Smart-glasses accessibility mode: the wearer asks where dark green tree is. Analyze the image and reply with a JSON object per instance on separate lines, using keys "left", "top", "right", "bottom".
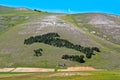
{"left": 34, "top": 48, "right": 43, "bottom": 56}
{"left": 24, "top": 32, "right": 100, "bottom": 59}
{"left": 79, "top": 55, "right": 85, "bottom": 63}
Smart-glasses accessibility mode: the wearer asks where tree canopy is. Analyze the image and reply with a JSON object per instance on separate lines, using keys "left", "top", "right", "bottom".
{"left": 24, "top": 32, "right": 100, "bottom": 62}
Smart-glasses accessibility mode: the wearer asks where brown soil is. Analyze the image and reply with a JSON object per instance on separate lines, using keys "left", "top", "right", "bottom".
{"left": 0, "top": 66, "right": 101, "bottom": 72}
{"left": 59, "top": 66, "right": 99, "bottom": 71}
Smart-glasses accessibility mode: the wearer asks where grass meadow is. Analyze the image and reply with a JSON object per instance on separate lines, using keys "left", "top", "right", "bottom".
{"left": 0, "top": 71, "right": 120, "bottom": 80}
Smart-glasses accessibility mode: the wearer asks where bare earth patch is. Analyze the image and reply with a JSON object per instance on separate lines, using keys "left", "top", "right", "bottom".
{"left": 59, "top": 66, "right": 100, "bottom": 71}
{"left": 0, "top": 66, "right": 101, "bottom": 72}
{"left": 11, "top": 68, "right": 54, "bottom": 72}
{"left": 0, "top": 68, "right": 14, "bottom": 72}
{"left": 19, "top": 15, "right": 98, "bottom": 46}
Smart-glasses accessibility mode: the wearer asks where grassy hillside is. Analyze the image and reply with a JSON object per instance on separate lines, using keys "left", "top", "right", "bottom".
{"left": 72, "top": 13, "right": 120, "bottom": 44}
{"left": 0, "top": 5, "right": 17, "bottom": 14}
{"left": 60, "top": 14, "right": 120, "bottom": 70}
{"left": 0, "top": 6, "right": 120, "bottom": 70}
{"left": 0, "top": 5, "right": 48, "bottom": 34}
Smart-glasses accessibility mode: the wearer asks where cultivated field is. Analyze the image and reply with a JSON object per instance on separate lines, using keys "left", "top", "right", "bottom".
{"left": 0, "top": 71, "right": 120, "bottom": 80}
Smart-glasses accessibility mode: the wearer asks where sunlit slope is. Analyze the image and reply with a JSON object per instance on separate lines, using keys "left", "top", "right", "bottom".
{"left": 72, "top": 13, "right": 120, "bottom": 44}
{"left": 0, "top": 6, "right": 120, "bottom": 70}
{"left": 60, "top": 13, "right": 120, "bottom": 69}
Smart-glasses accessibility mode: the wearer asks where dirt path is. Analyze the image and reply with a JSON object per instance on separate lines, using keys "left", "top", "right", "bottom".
{"left": 59, "top": 66, "right": 99, "bottom": 71}
{"left": 0, "top": 66, "right": 101, "bottom": 72}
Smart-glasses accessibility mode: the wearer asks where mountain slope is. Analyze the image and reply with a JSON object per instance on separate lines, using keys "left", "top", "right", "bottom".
{"left": 0, "top": 5, "right": 29, "bottom": 14}
{"left": 0, "top": 6, "right": 120, "bottom": 70}
{"left": 72, "top": 13, "right": 120, "bottom": 44}
{"left": 60, "top": 14, "right": 120, "bottom": 69}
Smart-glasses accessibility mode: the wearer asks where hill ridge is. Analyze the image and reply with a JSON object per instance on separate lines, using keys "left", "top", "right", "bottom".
{"left": 0, "top": 5, "right": 120, "bottom": 70}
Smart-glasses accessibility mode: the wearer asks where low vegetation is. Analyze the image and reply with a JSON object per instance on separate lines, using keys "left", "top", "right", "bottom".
{"left": 0, "top": 16, "right": 27, "bottom": 32}
{"left": 0, "top": 71, "right": 120, "bottom": 80}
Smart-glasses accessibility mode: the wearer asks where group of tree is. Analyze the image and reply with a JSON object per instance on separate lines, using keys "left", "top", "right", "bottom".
{"left": 62, "top": 54, "right": 85, "bottom": 63}
{"left": 34, "top": 48, "right": 43, "bottom": 56}
{"left": 24, "top": 33, "right": 100, "bottom": 59}
{"left": 34, "top": 9, "right": 42, "bottom": 12}
{"left": 24, "top": 33, "right": 60, "bottom": 44}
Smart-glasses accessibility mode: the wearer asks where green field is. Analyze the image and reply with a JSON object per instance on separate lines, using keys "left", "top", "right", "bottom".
{"left": 0, "top": 71, "right": 120, "bottom": 80}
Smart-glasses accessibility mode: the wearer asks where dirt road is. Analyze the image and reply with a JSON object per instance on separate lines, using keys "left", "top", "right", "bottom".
{"left": 0, "top": 66, "right": 101, "bottom": 72}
